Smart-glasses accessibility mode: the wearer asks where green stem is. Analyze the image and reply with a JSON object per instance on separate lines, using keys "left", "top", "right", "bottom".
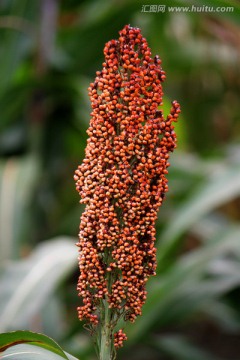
{"left": 99, "top": 299, "right": 112, "bottom": 360}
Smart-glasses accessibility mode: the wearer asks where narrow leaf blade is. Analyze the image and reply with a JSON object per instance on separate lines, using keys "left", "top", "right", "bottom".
{"left": 0, "top": 331, "right": 68, "bottom": 359}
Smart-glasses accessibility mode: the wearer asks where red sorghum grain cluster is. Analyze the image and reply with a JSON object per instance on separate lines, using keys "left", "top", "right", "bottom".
{"left": 74, "top": 24, "right": 180, "bottom": 347}
{"left": 114, "top": 329, "right": 128, "bottom": 348}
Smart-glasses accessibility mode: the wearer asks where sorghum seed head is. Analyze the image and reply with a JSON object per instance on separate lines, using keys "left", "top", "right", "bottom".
{"left": 75, "top": 24, "right": 180, "bottom": 341}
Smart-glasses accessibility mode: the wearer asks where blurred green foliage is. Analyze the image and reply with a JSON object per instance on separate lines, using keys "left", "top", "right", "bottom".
{"left": 0, "top": 0, "right": 240, "bottom": 359}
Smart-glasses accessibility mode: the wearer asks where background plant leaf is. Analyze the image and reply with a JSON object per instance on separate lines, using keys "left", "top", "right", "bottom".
{"left": 1, "top": 343, "right": 79, "bottom": 360}
{"left": 0, "top": 238, "right": 77, "bottom": 332}
{"left": 0, "top": 330, "right": 71, "bottom": 360}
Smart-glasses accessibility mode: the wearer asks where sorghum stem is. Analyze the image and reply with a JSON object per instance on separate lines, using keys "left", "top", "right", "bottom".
{"left": 99, "top": 299, "right": 112, "bottom": 360}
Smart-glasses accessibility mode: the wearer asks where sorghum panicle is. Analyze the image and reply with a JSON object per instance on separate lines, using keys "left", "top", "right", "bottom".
{"left": 74, "top": 24, "right": 180, "bottom": 347}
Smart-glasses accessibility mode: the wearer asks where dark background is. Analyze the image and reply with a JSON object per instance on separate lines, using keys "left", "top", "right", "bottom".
{"left": 0, "top": 0, "right": 240, "bottom": 359}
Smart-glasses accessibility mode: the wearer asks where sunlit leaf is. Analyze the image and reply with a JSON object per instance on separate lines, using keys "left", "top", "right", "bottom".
{"left": 0, "top": 156, "right": 39, "bottom": 262}
{"left": 0, "top": 331, "right": 68, "bottom": 359}
{"left": 0, "top": 238, "right": 77, "bottom": 331}
{"left": 158, "top": 166, "right": 240, "bottom": 262}
{"left": 1, "top": 344, "right": 79, "bottom": 360}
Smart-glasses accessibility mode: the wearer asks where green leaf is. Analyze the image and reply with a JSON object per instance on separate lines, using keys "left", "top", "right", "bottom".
{"left": 1, "top": 344, "right": 63, "bottom": 360}
{"left": 0, "top": 156, "right": 39, "bottom": 262}
{"left": 64, "top": 352, "right": 79, "bottom": 360}
{"left": 0, "top": 331, "right": 69, "bottom": 359}
{"left": 158, "top": 165, "right": 240, "bottom": 262}
{"left": 0, "top": 0, "right": 36, "bottom": 96}
{"left": 202, "top": 300, "right": 240, "bottom": 333}
{"left": 39, "top": 295, "right": 67, "bottom": 340}
{"left": 1, "top": 344, "right": 79, "bottom": 359}
{"left": 127, "top": 226, "right": 240, "bottom": 342}
{"left": 153, "top": 335, "right": 221, "bottom": 360}
{"left": 0, "top": 237, "right": 77, "bottom": 331}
